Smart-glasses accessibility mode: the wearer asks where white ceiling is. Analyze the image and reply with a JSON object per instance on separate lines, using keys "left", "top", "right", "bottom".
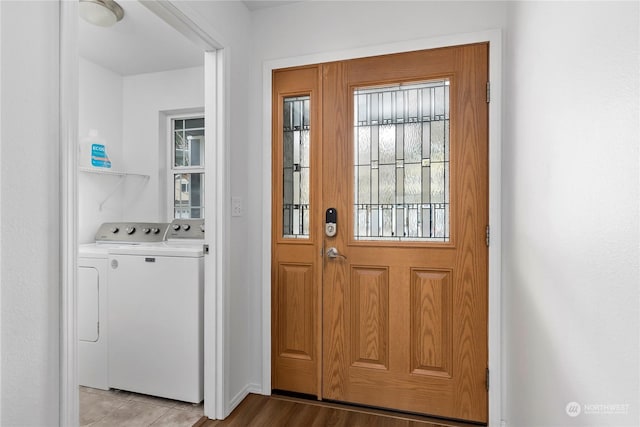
{"left": 78, "top": 0, "right": 204, "bottom": 76}
{"left": 79, "top": 0, "right": 302, "bottom": 76}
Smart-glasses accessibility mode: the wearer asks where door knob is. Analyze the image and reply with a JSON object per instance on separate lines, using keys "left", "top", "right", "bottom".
{"left": 326, "top": 247, "right": 347, "bottom": 260}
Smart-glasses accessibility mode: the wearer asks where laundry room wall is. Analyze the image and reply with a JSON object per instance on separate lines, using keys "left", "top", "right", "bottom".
{"left": 121, "top": 66, "right": 204, "bottom": 222}
{"left": 77, "top": 65, "right": 204, "bottom": 241}
{"left": 78, "top": 57, "right": 125, "bottom": 244}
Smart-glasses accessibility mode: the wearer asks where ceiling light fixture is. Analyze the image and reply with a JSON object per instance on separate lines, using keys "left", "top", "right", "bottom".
{"left": 79, "top": 0, "right": 125, "bottom": 27}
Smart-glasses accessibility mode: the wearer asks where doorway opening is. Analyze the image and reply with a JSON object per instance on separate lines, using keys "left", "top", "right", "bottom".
{"left": 60, "top": 1, "right": 226, "bottom": 424}
{"left": 262, "top": 31, "right": 503, "bottom": 427}
{"left": 271, "top": 44, "right": 489, "bottom": 423}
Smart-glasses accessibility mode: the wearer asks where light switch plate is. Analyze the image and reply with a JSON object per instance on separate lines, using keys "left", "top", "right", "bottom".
{"left": 232, "top": 197, "right": 243, "bottom": 217}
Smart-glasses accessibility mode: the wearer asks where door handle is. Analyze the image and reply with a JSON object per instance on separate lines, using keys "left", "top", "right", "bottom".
{"left": 326, "top": 247, "right": 347, "bottom": 260}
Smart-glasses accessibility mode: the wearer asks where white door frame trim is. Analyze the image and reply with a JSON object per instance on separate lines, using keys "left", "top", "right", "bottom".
{"left": 60, "top": 2, "right": 79, "bottom": 425}
{"left": 59, "top": 1, "right": 227, "bottom": 424}
{"left": 261, "top": 30, "right": 503, "bottom": 426}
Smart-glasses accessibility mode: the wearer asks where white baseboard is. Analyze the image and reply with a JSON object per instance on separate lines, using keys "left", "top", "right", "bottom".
{"left": 225, "top": 383, "right": 264, "bottom": 418}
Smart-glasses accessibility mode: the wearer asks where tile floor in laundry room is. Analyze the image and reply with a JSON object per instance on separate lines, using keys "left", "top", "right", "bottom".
{"left": 80, "top": 386, "right": 203, "bottom": 426}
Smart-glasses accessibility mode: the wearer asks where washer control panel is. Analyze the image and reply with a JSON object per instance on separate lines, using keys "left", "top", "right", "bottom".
{"left": 95, "top": 222, "right": 169, "bottom": 243}
{"left": 166, "top": 219, "right": 205, "bottom": 240}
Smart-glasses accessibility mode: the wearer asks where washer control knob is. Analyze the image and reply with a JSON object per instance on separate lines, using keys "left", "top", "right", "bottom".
{"left": 172, "top": 224, "right": 181, "bottom": 231}
{"left": 110, "top": 226, "right": 119, "bottom": 234}
{"left": 182, "top": 224, "right": 191, "bottom": 231}
{"left": 151, "top": 228, "right": 160, "bottom": 234}
{"left": 142, "top": 228, "right": 151, "bottom": 234}
{"left": 126, "top": 226, "right": 136, "bottom": 235}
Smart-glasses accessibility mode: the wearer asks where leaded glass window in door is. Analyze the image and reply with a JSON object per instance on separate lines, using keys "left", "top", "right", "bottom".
{"left": 353, "top": 80, "right": 450, "bottom": 241}
{"left": 282, "top": 95, "right": 310, "bottom": 238}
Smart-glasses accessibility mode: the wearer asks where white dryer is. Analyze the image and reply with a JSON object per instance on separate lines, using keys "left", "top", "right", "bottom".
{"left": 107, "top": 219, "right": 205, "bottom": 403}
{"left": 78, "top": 244, "right": 110, "bottom": 390}
{"left": 78, "top": 222, "right": 168, "bottom": 390}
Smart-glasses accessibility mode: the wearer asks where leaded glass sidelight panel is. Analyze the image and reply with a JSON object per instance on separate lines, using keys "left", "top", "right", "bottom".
{"left": 283, "top": 95, "right": 311, "bottom": 238}
{"left": 353, "top": 80, "right": 450, "bottom": 241}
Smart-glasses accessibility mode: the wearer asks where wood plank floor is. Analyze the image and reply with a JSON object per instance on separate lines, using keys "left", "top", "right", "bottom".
{"left": 193, "top": 394, "right": 483, "bottom": 427}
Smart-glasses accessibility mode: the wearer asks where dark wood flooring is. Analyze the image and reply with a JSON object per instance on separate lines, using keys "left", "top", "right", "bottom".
{"left": 193, "top": 394, "right": 483, "bottom": 427}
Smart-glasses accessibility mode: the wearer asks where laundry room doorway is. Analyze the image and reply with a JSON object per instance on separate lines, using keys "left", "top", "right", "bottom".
{"left": 59, "top": 1, "right": 227, "bottom": 424}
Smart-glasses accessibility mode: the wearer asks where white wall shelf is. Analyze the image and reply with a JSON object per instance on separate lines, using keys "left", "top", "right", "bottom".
{"left": 79, "top": 167, "right": 150, "bottom": 210}
{"left": 79, "top": 166, "right": 149, "bottom": 179}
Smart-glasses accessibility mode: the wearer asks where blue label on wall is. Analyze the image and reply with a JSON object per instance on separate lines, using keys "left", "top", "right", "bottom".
{"left": 91, "top": 144, "right": 111, "bottom": 168}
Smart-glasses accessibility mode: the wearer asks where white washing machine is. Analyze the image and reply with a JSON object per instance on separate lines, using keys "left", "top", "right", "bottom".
{"left": 107, "top": 219, "right": 205, "bottom": 403}
{"left": 78, "top": 222, "right": 168, "bottom": 390}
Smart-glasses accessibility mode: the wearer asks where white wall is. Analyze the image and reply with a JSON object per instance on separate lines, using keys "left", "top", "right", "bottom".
{"left": 78, "top": 58, "right": 125, "bottom": 244}
{"left": 121, "top": 66, "right": 204, "bottom": 222}
{"left": 504, "top": 2, "right": 639, "bottom": 426}
{"left": 0, "top": 1, "right": 61, "bottom": 425}
{"left": 252, "top": 0, "right": 507, "bottom": 59}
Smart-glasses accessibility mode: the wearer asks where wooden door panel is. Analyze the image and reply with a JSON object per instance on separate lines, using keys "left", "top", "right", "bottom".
{"left": 321, "top": 60, "right": 350, "bottom": 402}
{"left": 410, "top": 269, "right": 452, "bottom": 377}
{"left": 350, "top": 266, "right": 389, "bottom": 370}
{"left": 271, "top": 65, "right": 322, "bottom": 396}
{"left": 347, "top": 47, "right": 455, "bottom": 85}
{"left": 277, "top": 263, "right": 314, "bottom": 360}
{"left": 273, "top": 262, "right": 316, "bottom": 393}
{"left": 322, "top": 43, "right": 488, "bottom": 422}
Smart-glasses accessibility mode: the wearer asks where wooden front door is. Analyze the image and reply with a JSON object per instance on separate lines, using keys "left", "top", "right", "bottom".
{"left": 272, "top": 43, "right": 489, "bottom": 423}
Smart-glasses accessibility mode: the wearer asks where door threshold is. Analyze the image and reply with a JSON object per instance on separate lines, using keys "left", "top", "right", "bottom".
{"left": 271, "top": 390, "right": 486, "bottom": 427}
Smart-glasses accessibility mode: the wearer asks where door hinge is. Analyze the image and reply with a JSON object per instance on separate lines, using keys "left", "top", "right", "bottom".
{"left": 486, "top": 368, "right": 490, "bottom": 391}
{"left": 97, "top": 321, "right": 100, "bottom": 336}
{"left": 485, "top": 225, "right": 490, "bottom": 247}
{"left": 203, "top": 244, "right": 210, "bottom": 255}
{"left": 486, "top": 81, "right": 491, "bottom": 103}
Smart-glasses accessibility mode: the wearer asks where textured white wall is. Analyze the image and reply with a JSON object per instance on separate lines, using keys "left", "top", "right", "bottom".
{"left": 252, "top": 0, "right": 507, "bottom": 59}
{"left": 504, "top": 2, "right": 639, "bottom": 426}
{"left": 78, "top": 58, "right": 125, "bottom": 244}
{"left": 121, "top": 66, "right": 204, "bottom": 222}
{"left": 0, "top": 1, "right": 61, "bottom": 425}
